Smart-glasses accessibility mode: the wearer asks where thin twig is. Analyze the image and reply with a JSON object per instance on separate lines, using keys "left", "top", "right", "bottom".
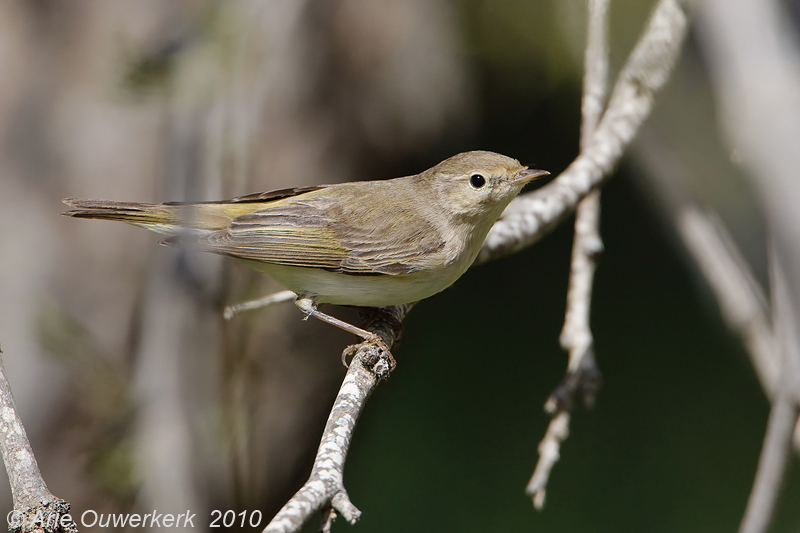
{"left": 263, "top": 305, "right": 410, "bottom": 533}
{"left": 0, "top": 351, "right": 77, "bottom": 533}
{"left": 223, "top": 290, "right": 296, "bottom": 320}
{"left": 478, "top": 0, "right": 688, "bottom": 264}
{"left": 527, "top": 0, "right": 608, "bottom": 509}
{"left": 739, "top": 394, "right": 800, "bottom": 533}
{"left": 738, "top": 246, "right": 800, "bottom": 533}
{"left": 561, "top": 0, "right": 607, "bottom": 380}
{"left": 526, "top": 411, "right": 570, "bottom": 509}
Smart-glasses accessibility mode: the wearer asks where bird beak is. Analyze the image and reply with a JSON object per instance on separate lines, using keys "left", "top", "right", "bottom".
{"left": 511, "top": 167, "right": 550, "bottom": 186}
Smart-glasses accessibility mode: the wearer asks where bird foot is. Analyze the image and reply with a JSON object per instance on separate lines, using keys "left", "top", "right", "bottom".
{"left": 342, "top": 335, "right": 396, "bottom": 378}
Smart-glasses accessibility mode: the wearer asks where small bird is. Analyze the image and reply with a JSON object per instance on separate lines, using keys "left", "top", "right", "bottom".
{"left": 63, "top": 150, "right": 547, "bottom": 365}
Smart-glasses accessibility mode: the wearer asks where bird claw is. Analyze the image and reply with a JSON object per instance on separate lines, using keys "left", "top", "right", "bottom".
{"left": 341, "top": 336, "right": 396, "bottom": 378}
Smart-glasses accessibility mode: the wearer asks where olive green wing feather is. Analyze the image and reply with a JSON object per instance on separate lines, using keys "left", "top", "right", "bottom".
{"left": 197, "top": 198, "right": 445, "bottom": 275}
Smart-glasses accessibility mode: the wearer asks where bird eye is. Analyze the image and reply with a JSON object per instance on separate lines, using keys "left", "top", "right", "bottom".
{"left": 469, "top": 174, "right": 486, "bottom": 188}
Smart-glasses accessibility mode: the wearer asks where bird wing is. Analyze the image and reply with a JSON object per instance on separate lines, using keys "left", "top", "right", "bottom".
{"left": 163, "top": 186, "right": 326, "bottom": 205}
{"left": 196, "top": 197, "right": 445, "bottom": 276}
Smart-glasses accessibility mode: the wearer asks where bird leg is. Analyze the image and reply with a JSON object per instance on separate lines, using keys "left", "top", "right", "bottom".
{"left": 295, "top": 294, "right": 396, "bottom": 374}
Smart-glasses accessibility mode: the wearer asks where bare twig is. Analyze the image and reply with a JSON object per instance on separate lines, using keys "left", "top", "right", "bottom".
{"left": 223, "top": 290, "right": 296, "bottom": 320}
{"left": 478, "top": 0, "right": 688, "bottom": 263}
{"left": 560, "top": 0, "right": 607, "bottom": 391}
{"left": 739, "top": 394, "right": 799, "bottom": 533}
{"left": 0, "top": 352, "right": 77, "bottom": 533}
{"left": 264, "top": 305, "right": 410, "bottom": 533}
{"left": 739, "top": 247, "right": 800, "bottom": 533}
{"left": 526, "top": 411, "right": 570, "bottom": 509}
{"left": 527, "top": 0, "right": 608, "bottom": 509}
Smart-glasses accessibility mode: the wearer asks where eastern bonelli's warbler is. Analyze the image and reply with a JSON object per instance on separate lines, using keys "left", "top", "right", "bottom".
{"left": 63, "top": 150, "right": 548, "bottom": 363}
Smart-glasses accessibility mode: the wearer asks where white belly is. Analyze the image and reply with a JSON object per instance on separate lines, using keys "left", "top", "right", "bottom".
{"left": 240, "top": 259, "right": 471, "bottom": 307}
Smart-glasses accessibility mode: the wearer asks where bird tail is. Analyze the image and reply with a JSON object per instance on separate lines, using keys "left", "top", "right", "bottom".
{"left": 61, "top": 198, "right": 231, "bottom": 235}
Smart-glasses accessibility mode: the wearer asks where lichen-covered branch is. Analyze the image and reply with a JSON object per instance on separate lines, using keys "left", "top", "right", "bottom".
{"left": 0, "top": 351, "right": 77, "bottom": 533}
{"left": 263, "top": 305, "right": 410, "bottom": 533}
{"left": 263, "top": 352, "right": 375, "bottom": 532}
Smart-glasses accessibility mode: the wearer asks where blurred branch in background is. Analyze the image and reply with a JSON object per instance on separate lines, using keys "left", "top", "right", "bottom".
{"left": 697, "top": 0, "right": 800, "bottom": 531}
{"left": 626, "top": 0, "right": 800, "bottom": 531}
{"left": 678, "top": 208, "right": 800, "bottom": 533}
